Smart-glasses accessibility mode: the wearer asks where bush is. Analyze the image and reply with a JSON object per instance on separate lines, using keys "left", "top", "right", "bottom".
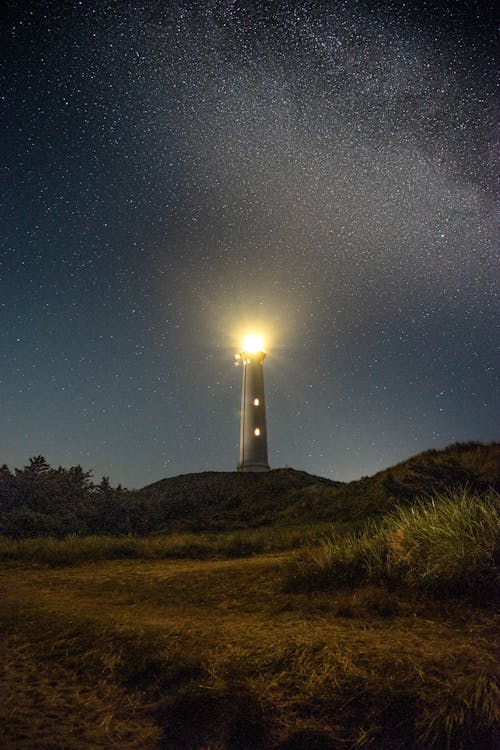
{"left": 286, "top": 488, "right": 500, "bottom": 598}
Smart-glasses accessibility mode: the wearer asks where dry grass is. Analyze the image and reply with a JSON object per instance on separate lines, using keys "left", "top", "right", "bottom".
{"left": 1, "top": 634, "right": 160, "bottom": 749}
{"left": 0, "top": 523, "right": 336, "bottom": 567}
{"left": 1, "top": 551, "right": 499, "bottom": 749}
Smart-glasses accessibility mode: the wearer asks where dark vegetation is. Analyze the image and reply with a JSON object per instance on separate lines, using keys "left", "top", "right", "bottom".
{"left": 1, "top": 441, "right": 498, "bottom": 538}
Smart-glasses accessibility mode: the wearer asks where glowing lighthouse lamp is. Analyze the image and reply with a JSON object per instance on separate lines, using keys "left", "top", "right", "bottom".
{"left": 235, "top": 334, "right": 270, "bottom": 472}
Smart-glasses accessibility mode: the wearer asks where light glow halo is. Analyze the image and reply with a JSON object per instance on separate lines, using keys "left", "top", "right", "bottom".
{"left": 241, "top": 334, "right": 265, "bottom": 355}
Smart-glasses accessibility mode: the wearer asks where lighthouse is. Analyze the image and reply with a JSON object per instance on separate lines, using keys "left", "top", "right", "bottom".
{"left": 235, "top": 335, "right": 270, "bottom": 472}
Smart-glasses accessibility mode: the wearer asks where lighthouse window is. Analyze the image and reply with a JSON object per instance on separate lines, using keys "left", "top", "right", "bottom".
{"left": 253, "top": 398, "right": 260, "bottom": 406}
{"left": 254, "top": 428, "right": 261, "bottom": 436}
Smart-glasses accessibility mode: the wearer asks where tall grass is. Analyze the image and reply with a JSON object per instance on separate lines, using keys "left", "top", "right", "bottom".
{"left": 286, "top": 488, "right": 500, "bottom": 597}
{"left": 0, "top": 524, "right": 333, "bottom": 566}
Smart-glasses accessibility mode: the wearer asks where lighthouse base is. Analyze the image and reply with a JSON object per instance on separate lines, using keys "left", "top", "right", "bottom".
{"left": 237, "top": 463, "right": 270, "bottom": 473}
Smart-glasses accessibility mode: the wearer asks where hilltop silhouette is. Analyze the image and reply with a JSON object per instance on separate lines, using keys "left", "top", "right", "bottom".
{"left": 1, "top": 442, "right": 498, "bottom": 537}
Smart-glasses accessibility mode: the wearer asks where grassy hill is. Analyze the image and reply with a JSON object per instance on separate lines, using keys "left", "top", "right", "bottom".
{"left": 136, "top": 467, "right": 340, "bottom": 531}
{"left": 1, "top": 442, "right": 498, "bottom": 538}
{"left": 134, "top": 441, "right": 500, "bottom": 532}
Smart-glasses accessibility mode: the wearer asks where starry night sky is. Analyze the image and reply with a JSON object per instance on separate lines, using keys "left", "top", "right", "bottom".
{"left": 2, "top": 0, "right": 498, "bottom": 488}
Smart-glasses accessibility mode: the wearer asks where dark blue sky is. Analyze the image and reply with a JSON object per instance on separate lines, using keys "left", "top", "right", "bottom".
{"left": 1, "top": 1, "right": 498, "bottom": 488}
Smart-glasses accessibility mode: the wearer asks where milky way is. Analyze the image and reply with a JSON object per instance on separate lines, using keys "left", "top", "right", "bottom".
{"left": 1, "top": 1, "right": 498, "bottom": 486}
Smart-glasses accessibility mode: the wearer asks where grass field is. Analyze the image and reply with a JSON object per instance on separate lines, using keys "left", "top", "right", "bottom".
{"left": 1, "top": 547, "right": 498, "bottom": 749}
{"left": 0, "top": 523, "right": 336, "bottom": 567}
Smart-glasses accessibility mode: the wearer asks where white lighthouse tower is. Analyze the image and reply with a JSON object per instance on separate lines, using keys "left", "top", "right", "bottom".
{"left": 235, "top": 335, "right": 270, "bottom": 472}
